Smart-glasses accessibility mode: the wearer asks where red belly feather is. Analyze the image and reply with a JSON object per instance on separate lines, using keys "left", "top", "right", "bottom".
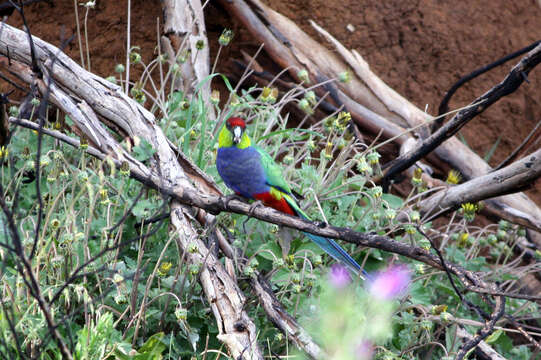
{"left": 254, "top": 192, "right": 295, "bottom": 216}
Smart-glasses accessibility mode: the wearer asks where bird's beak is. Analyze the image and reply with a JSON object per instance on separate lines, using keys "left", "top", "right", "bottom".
{"left": 232, "top": 126, "right": 243, "bottom": 144}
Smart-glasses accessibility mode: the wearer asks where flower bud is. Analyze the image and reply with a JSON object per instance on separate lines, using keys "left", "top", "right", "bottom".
{"left": 105, "top": 76, "right": 117, "bottom": 84}
{"left": 338, "top": 71, "right": 350, "bottom": 83}
{"left": 297, "top": 69, "right": 310, "bottom": 83}
{"left": 115, "top": 64, "right": 125, "bottom": 73}
{"left": 218, "top": 29, "right": 234, "bottom": 46}
{"left": 195, "top": 39, "right": 205, "bottom": 50}
{"left": 298, "top": 98, "right": 313, "bottom": 115}
{"left": 211, "top": 89, "right": 220, "bottom": 105}
{"left": 129, "top": 51, "right": 141, "bottom": 65}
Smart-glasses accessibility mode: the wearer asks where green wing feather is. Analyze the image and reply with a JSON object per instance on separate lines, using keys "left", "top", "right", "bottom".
{"left": 254, "top": 147, "right": 364, "bottom": 276}
{"left": 254, "top": 146, "right": 309, "bottom": 218}
{"left": 255, "top": 146, "right": 292, "bottom": 195}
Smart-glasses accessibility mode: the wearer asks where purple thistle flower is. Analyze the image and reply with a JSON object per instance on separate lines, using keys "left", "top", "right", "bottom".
{"left": 356, "top": 340, "right": 374, "bottom": 360}
{"left": 328, "top": 263, "right": 351, "bottom": 289}
{"left": 369, "top": 265, "right": 410, "bottom": 300}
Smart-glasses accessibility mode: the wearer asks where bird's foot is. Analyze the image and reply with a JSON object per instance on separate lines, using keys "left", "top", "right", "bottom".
{"left": 248, "top": 200, "right": 264, "bottom": 216}
{"left": 241, "top": 200, "right": 264, "bottom": 234}
{"left": 221, "top": 193, "right": 247, "bottom": 209}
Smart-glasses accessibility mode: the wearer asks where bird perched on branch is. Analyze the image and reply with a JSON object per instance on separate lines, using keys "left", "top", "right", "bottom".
{"left": 216, "top": 116, "right": 366, "bottom": 277}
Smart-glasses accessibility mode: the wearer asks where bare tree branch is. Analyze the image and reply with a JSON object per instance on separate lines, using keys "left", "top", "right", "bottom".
{"left": 382, "top": 43, "right": 541, "bottom": 189}
{"left": 408, "top": 147, "right": 541, "bottom": 224}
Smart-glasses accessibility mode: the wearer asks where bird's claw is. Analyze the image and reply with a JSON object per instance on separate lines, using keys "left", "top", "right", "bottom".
{"left": 242, "top": 200, "right": 264, "bottom": 234}
{"left": 221, "top": 194, "right": 246, "bottom": 209}
{"left": 248, "top": 200, "right": 264, "bottom": 216}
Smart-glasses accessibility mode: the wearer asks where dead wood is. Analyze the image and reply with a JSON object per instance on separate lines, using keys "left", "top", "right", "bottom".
{"left": 407, "top": 147, "right": 541, "bottom": 226}
{"left": 382, "top": 43, "right": 541, "bottom": 189}
{"left": 161, "top": 0, "right": 214, "bottom": 116}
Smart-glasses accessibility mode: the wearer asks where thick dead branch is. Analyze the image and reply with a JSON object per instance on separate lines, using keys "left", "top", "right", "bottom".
{"left": 161, "top": 0, "right": 215, "bottom": 119}
{"left": 251, "top": 274, "right": 323, "bottom": 359}
{"left": 411, "top": 148, "right": 541, "bottom": 224}
{"left": 382, "top": 43, "right": 541, "bottom": 188}
{"left": 456, "top": 326, "right": 508, "bottom": 360}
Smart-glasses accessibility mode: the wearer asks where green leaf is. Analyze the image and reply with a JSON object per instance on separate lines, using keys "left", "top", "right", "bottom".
{"left": 509, "top": 345, "right": 533, "bottom": 360}
{"left": 133, "top": 138, "right": 156, "bottom": 162}
{"left": 64, "top": 114, "right": 74, "bottom": 127}
{"left": 295, "top": 241, "right": 324, "bottom": 257}
{"left": 485, "top": 329, "right": 503, "bottom": 344}
{"left": 382, "top": 193, "right": 403, "bottom": 209}
{"left": 492, "top": 331, "right": 513, "bottom": 353}
{"left": 257, "top": 242, "right": 282, "bottom": 261}
{"left": 347, "top": 175, "right": 367, "bottom": 191}
{"left": 435, "top": 282, "right": 460, "bottom": 301}
{"left": 117, "top": 332, "right": 167, "bottom": 360}
{"left": 409, "top": 281, "right": 433, "bottom": 305}
{"left": 112, "top": 342, "right": 135, "bottom": 360}
{"left": 445, "top": 324, "right": 461, "bottom": 354}
{"left": 131, "top": 199, "right": 159, "bottom": 219}
{"left": 484, "top": 135, "right": 502, "bottom": 162}
{"left": 368, "top": 248, "right": 383, "bottom": 261}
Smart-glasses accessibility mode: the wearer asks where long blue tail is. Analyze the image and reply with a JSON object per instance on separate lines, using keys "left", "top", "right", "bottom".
{"left": 303, "top": 232, "right": 369, "bottom": 279}
{"left": 282, "top": 194, "right": 368, "bottom": 279}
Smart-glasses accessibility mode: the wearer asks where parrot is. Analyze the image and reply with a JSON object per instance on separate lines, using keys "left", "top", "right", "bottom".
{"left": 216, "top": 116, "right": 366, "bottom": 277}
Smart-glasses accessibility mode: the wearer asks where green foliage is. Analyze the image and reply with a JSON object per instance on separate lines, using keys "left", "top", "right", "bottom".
{"left": 75, "top": 313, "right": 122, "bottom": 359}
{"left": 113, "top": 332, "right": 167, "bottom": 360}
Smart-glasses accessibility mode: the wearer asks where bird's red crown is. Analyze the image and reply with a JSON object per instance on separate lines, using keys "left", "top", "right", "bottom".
{"left": 226, "top": 117, "right": 246, "bottom": 128}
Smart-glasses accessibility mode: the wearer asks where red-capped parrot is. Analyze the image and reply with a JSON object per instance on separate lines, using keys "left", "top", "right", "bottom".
{"left": 216, "top": 116, "right": 366, "bottom": 277}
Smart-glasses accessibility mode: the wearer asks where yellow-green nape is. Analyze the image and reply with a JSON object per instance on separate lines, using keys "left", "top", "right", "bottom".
{"left": 218, "top": 124, "right": 251, "bottom": 149}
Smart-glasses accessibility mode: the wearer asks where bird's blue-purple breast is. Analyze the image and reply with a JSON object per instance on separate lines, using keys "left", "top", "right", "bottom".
{"left": 216, "top": 146, "right": 270, "bottom": 198}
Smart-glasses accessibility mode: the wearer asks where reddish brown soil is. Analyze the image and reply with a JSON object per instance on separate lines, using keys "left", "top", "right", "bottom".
{"left": 6, "top": 0, "right": 541, "bottom": 203}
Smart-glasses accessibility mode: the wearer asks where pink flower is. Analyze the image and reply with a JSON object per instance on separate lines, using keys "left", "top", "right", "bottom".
{"left": 328, "top": 264, "right": 351, "bottom": 289}
{"left": 369, "top": 265, "right": 410, "bottom": 300}
{"left": 356, "top": 340, "right": 374, "bottom": 360}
